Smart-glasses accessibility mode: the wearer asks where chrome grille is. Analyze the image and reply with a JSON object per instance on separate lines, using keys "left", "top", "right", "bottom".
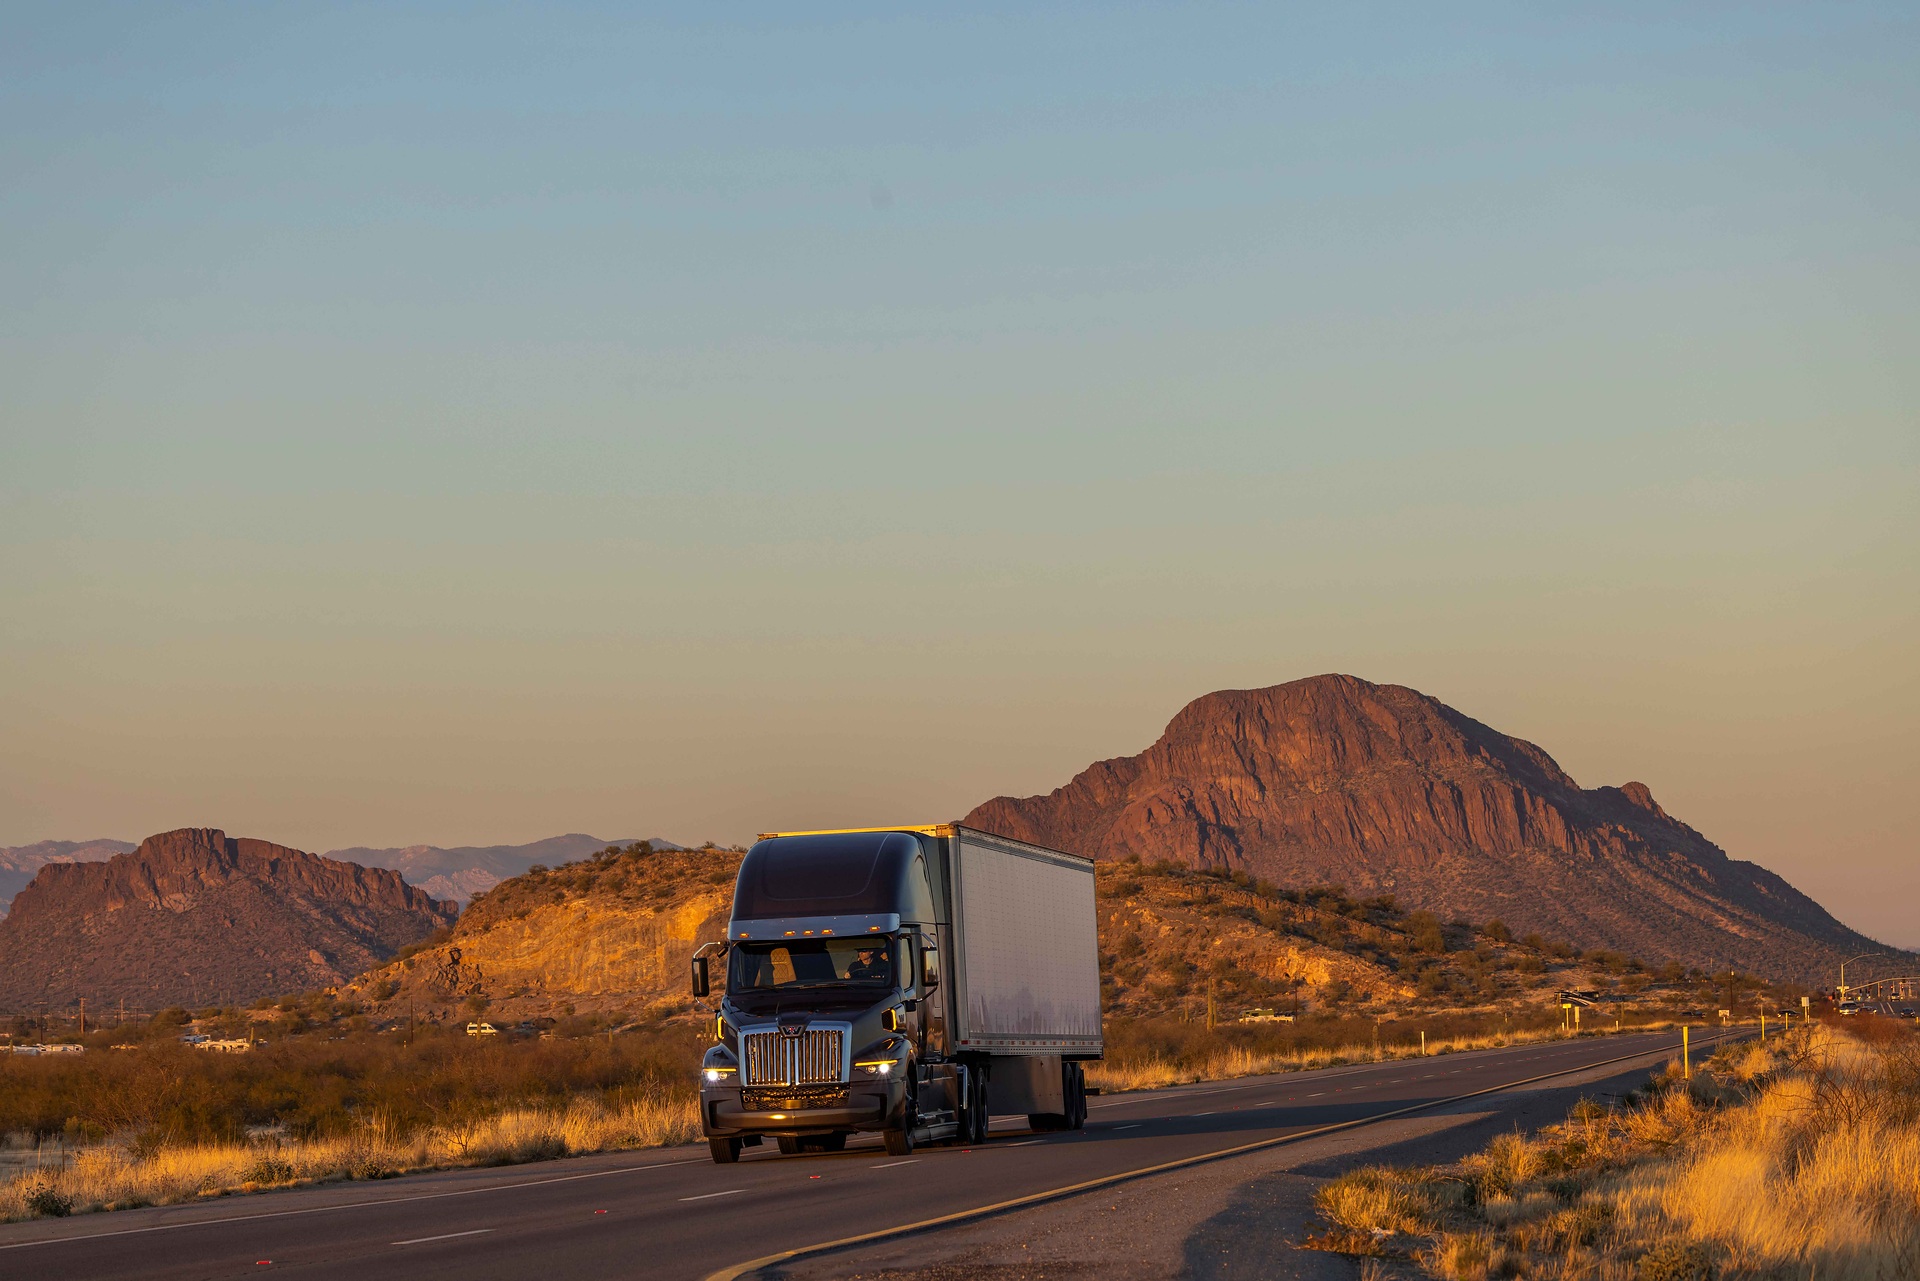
{"left": 741, "top": 1026, "right": 846, "bottom": 1086}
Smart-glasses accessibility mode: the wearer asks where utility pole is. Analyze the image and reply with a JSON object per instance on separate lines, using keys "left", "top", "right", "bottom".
{"left": 1206, "top": 978, "right": 1216, "bottom": 1032}
{"left": 78, "top": 998, "right": 85, "bottom": 1038}
{"left": 1838, "top": 953, "right": 1882, "bottom": 1005}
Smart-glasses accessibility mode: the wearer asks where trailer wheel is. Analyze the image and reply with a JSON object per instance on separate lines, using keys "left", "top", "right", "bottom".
{"left": 967, "top": 1075, "right": 990, "bottom": 1145}
{"left": 708, "top": 1137, "right": 742, "bottom": 1164}
{"left": 1027, "top": 1061, "right": 1085, "bottom": 1132}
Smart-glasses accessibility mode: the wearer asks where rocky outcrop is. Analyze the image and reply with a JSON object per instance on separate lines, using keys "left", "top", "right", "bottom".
{"left": 0, "top": 840, "right": 136, "bottom": 917}
{"left": 965, "top": 675, "right": 1890, "bottom": 985}
{"left": 0, "top": 829, "right": 458, "bottom": 1011}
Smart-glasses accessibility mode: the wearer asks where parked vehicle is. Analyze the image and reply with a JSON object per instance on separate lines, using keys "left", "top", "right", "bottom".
{"left": 690, "top": 824, "right": 1103, "bottom": 1163}
{"left": 465, "top": 1021, "right": 498, "bottom": 1036}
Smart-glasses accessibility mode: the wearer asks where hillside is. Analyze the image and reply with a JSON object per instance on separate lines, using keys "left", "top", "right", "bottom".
{"left": 343, "top": 841, "right": 1741, "bottom": 1032}
{"left": 326, "top": 833, "right": 683, "bottom": 904}
{"left": 346, "top": 842, "right": 739, "bottom": 1027}
{"left": 0, "top": 829, "right": 458, "bottom": 1011}
{"left": 0, "top": 840, "right": 136, "bottom": 917}
{"left": 965, "top": 674, "right": 1888, "bottom": 986}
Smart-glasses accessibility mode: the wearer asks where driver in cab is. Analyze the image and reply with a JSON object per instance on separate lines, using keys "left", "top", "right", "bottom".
{"left": 845, "top": 944, "right": 888, "bottom": 982}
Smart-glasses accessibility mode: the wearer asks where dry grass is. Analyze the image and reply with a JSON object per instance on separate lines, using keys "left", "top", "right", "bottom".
{"left": 1086, "top": 1022, "right": 1646, "bottom": 1093}
{"left": 1310, "top": 1021, "right": 1920, "bottom": 1281}
{"left": 0, "top": 1092, "right": 698, "bottom": 1221}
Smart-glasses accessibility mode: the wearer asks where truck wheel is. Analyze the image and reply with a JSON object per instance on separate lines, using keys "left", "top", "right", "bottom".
{"left": 1067, "top": 1063, "right": 1087, "bottom": 1131}
{"left": 807, "top": 1132, "right": 848, "bottom": 1153}
{"left": 963, "top": 1075, "right": 988, "bottom": 1145}
{"left": 708, "top": 1137, "right": 742, "bottom": 1164}
{"left": 884, "top": 1089, "right": 917, "bottom": 1156}
{"left": 776, "top": 1136, "right": 804, "bottom": 1155}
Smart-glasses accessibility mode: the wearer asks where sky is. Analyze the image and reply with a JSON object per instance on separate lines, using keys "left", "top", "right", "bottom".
{"left": 2, "top": 5, "right": 1915, "bottom": 945}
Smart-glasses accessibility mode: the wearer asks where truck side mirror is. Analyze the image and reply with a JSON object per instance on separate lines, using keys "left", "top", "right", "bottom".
{"left": 690, "top": 955, "right": 710, "bottom": 998}
{"left": 922, "top": 941, "right": 940, "bottom": 990}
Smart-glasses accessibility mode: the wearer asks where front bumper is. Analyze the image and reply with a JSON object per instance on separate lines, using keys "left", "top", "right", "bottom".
{"left": 701, "top": 1080, "right": 901, "bottom": 1136}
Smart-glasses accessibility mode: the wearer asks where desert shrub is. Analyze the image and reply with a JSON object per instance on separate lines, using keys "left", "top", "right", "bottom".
{"left": 1636, "top": 1239, "right": 1716, "bottom": 1281}
{"left": 0, "top": 1023, "right": 706, "bottom": 1144}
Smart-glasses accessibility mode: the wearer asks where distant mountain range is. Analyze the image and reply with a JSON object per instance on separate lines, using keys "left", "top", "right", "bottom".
{"left": 0, "top": 829, "right": 457, "bottom": 1011}
{"left": 0, "top": 833, "right": 683, "bottom": 915}
{"left": 323, "top": 834, "right": 684, "bottom": 904}
{"left": 965, "top": 674, "right": 1897, "bottom": 987}
{"left": 5, "top": 677, "right": 1896, "bottom": 998}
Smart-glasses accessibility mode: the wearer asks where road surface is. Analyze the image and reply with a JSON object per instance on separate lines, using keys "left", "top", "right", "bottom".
{"left": 0, "top": 1030, "right": 1715, "bottom": 1281}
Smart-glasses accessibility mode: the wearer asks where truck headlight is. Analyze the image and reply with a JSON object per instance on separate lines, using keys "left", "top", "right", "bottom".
{"left": 854, "top": 1058, "right": 901, "bottom": 1077}
{"left": 703, "top": 1066, "right": 736, "bottom": 1084}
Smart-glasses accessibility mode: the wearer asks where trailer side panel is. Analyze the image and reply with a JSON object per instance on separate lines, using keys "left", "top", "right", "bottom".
{"left": 950, "top": 828, "right": 1102, "bottom": 1055}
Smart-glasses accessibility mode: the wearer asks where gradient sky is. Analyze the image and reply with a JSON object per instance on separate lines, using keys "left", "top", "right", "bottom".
{"left": 3, "top": 5, "right": 1915, "bottom": 946}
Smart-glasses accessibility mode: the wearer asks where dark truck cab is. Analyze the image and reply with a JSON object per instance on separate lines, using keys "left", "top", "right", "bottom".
{"left": 690, "top": 825, "right": 1101, "bottom": 1162}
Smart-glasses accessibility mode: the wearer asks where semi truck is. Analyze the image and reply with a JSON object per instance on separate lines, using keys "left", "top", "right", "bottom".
{"left": 689, "top": 823, "right": 1103, "bottom": 1162}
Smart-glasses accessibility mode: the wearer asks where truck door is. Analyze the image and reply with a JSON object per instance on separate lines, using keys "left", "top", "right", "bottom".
{"left": 919, "top": 928, "right": 949, "bottom": 1056}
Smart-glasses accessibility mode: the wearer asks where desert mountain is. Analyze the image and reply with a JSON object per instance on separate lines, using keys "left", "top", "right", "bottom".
{"left": 0, "top": 829, "right": 458, "bottom": 1012}
{"left": 965, "top": 674, "right": 1889, "bottom": 986}
{"left": 343, "top": 844, "right": 1760, "bottom": 1031}
{"left": 0, "top": 840, "right": 137, "bottom": 917}
{"left": 326, "top": 833, "right": 682, "bottom": 904}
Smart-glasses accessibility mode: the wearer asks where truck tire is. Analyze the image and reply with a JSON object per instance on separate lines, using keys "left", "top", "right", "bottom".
{"left": 884, "top": 1081, "right": 918, "bottom": 1156}
{"left": 708, "top": 1137, "right": 742, "bottom": 1164}
{"left": 965, "top": 1074, "right": 989, "bottom": 1145}
{"left": 776, "top": 1136, "right": 804, "bottom": 1155}
{"left": 1028, "top": 1062, "right": 1086, "bottom": 1132}
{"left": 805, "top": 1132, "right": 848, "bottom": 1153}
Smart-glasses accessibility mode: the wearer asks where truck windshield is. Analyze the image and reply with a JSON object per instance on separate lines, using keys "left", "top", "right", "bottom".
{"left": 730, "top": 938, "right": 894, "bottom": 991}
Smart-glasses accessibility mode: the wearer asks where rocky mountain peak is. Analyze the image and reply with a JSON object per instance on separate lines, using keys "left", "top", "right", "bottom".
{"left": 0, "top": 829, "right": 457, "bottom": 1011}
{"left": 965, "top": 675, "right": 1888, "bottom": 984}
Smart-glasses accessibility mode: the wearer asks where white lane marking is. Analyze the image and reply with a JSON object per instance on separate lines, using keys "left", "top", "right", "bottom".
{"left": 1006, "top": 1139, "right": 1045, "bottom": 1147}
{"left": 869, "top": 1160, "right": 918, "bottom": 1169}
{"left": 679, "top": 1189, "right": 746, "bottom": 1202}
{"left": 1192, "top": 1111, "right": 1215, "bottom": 1117}
{"left": 1307, "top": 1092, "right": 1325, "bottom": 1097}
{"left": 0, "top": 1156, "right": 706, "bottom": 1252}
{"left": 1112, "top": 1124, "right": 1141, "bottom": 1131}
{"left": 393, "top": 1229, "right": 492, "bottom": 1246}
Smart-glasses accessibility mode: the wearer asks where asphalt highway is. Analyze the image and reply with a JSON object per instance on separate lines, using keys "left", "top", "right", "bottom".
{"left": 0, "top": 1030, "right": 1716, "bottom": 1281}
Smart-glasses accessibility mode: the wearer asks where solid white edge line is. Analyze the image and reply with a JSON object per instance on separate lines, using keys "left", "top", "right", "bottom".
{"left": 393, "top": 1229, "right": 493, "bottom": 1245}
{"left": 679, "top": 1189, "right": 746, "bottom": 1202}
